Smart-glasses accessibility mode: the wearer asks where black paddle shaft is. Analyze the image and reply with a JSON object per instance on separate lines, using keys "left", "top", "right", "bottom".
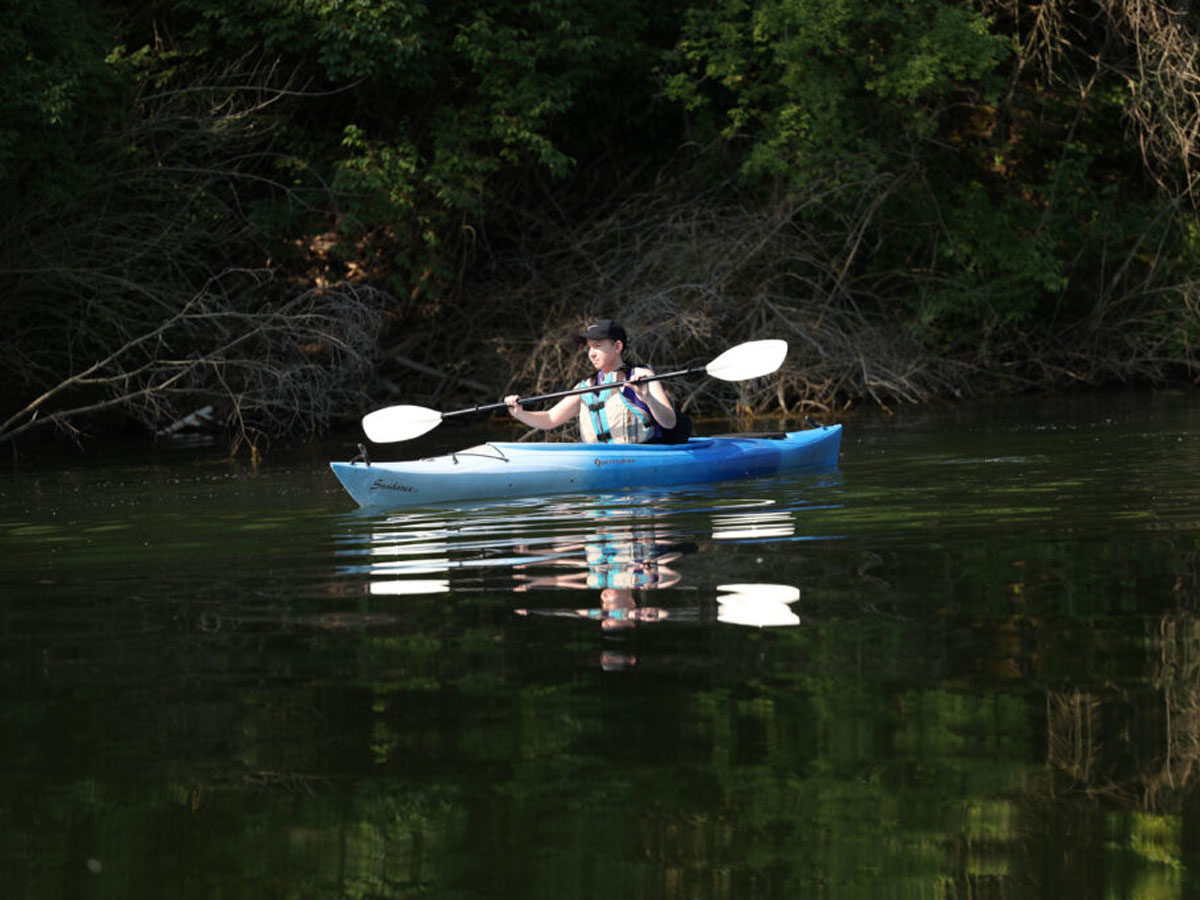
{"left": 441, "top": 366, "right": 704, "bottom": 421}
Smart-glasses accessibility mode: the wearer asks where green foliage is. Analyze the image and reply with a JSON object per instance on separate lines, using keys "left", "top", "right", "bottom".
{"left": 661, "top": 0, "right": 1200, "bottom": 364}
{"left": 1, "top": 0, "right": 1198, "bottom": 440}
{"left": 904, "top": 173, "right": 1074, "bottom": 341}
{"left": 665, "top": 0, "right": 1011, "bottom": 182}
{"left": 178, "top": 0, "right": 432, "bottom": 82}
{"left": 0, "top": 0, "right": 127, "bottom": 202}
{"left": 159, "top": 0, "right": 665, "bottom": 298}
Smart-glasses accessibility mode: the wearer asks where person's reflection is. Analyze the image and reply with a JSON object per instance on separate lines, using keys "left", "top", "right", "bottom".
{"left": 513, "top": 524, "right": 684, "bottom": 590}
{"left": 511, "top": 525, "right": 683, "bottom": 630}
{"left": 515, "top": 587, "right": 671, "bottom": 629}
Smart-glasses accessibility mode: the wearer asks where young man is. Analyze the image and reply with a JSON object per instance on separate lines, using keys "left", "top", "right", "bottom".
{"left": 504, "top": 319, "right": 678, "bottom": 443}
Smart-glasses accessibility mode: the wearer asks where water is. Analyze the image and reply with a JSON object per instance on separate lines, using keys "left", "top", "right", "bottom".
{"left": 2, "top": 389, "right": 1198, "bottom": 898}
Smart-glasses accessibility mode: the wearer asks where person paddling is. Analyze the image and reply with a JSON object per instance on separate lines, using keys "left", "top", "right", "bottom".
{"left": 505, "top": 319, "right": 683, "bottom": 443}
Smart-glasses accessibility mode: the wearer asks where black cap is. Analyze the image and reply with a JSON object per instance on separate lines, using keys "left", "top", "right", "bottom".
{"left": 577, "top": 319, "right": 627, "bottom": 345}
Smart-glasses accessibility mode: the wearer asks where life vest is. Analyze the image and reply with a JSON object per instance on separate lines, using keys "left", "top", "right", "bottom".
{"left": 577, "top": 367, "right": 661, "bottom": 444}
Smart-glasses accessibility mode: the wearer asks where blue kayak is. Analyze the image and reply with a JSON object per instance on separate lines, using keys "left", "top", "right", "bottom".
{"left": 330, "top": 425, "right": 841, "bottom": 508}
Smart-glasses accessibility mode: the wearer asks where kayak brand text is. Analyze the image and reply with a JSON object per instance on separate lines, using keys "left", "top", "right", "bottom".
{"left": 372, "top": 479, "right": 417, "bottom": 492}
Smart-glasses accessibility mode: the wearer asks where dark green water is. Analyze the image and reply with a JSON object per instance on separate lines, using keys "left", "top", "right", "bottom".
{"left": 2, "top": 389, "right": 1198, "bottom": 898}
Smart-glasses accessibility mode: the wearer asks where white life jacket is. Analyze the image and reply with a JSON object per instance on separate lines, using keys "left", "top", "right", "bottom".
{"left": 577, "top": 369, "right": 658, "bottom": 444}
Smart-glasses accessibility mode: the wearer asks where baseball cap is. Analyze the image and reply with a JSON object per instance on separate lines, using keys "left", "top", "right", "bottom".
{"left": 577, "top": 319, "right": 628, "bottom": 345}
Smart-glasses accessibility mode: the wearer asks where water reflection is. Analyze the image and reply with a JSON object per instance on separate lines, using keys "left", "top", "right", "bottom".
{"left": 335, "top": 487, "right": 821, "bottom": 642}
{"left": 515, "top": 589, "right": 671, "bottom": 627}
{"left": 716, "top": 583, "right": 802, "bottom": 627}
{"left": 711, "top": 504, "right": 797, "bottom": 541}
{"left": 513, "top": 582, "right": 803, "bottom": 633}
{"left": 7, "top": 393, "right": 1200, "bottom": 898}
{"left": 510, "top": 521, "right": 685, "bottom": 592}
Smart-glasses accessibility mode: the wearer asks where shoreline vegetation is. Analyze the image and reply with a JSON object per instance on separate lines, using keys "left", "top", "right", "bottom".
{"left": 2, "top": 0, "right": 1198, "bottom": 454}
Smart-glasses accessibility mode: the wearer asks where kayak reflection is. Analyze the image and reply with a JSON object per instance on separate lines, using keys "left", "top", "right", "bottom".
{"left": 335, "top": 486, "right": 825, "bottom": 630}
{"left": 341, "top": 493, "right": 692, "bottom": 596}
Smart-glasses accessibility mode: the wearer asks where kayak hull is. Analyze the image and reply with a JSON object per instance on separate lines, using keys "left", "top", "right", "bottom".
{"left": 330, "top": 425, "right": 841, "bottom": 509}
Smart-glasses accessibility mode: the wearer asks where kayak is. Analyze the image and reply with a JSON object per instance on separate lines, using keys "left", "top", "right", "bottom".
{"left": 330, "top": 424, "right": 841, "bottom": 509}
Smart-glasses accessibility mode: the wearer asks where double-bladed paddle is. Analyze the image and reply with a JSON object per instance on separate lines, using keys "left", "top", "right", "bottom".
{"left": 362, "top": 338, "right": 788, "bottom": 443}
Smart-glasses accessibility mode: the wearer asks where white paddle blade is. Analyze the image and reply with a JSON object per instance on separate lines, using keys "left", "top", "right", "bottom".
{"left": 705, "top": 339, "right": 788, "bottom": 382}
{"left": 362, "top": 405, "right": 444, "bottom": 443}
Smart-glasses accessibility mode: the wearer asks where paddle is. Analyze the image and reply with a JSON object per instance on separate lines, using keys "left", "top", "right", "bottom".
{"left": 362, "top": 338, "right": 788, "bottom": 443}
